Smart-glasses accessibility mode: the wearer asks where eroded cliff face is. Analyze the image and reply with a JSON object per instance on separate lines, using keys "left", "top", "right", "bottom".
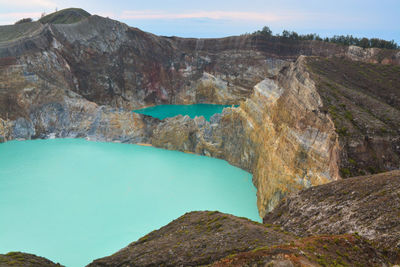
{"left": 250, "top": 57, "right": 340, "bottom": 215}
{"left": 151, "top": 57, "right": 340, "bottom": 217}
{"left": 0, "top": 56, "right": 157, "bottom": 143}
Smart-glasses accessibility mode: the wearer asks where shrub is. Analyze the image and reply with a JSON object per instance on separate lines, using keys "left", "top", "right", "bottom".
{"left": 14, "top": 18, "right": 33, "bottom": 24}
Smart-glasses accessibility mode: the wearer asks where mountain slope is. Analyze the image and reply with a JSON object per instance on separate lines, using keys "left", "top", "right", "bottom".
{"left": 39, "top": 8, "right": 90, "bottom": 24}
{"left": 307, "top": 57, "right": 400, "bottom": 177}
{"left": 263, "top": 170, "right": 400, "bottom": 257}
{"left": 87, "top": 211, "right": 393, "bottom": 267}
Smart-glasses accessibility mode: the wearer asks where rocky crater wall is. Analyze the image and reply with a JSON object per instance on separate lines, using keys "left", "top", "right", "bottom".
{"left": 0, "top": 14, "right": 398, "bottom": 216}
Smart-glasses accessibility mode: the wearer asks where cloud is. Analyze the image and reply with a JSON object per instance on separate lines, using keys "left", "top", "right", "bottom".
{"left": 119, "top": 10, "right": 303, "bottom": 22}
{"left": 0, "top": 0, "right": 56, "bottom": 8}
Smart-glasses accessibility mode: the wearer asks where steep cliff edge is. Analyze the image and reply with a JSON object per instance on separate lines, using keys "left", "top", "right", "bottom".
{"left": 152, "top": 56, "right": 340, "bottom": 217}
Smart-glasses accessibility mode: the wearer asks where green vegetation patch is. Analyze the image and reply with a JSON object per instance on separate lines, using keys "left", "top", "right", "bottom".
{"left": 0, "top": 22, "right": 42, "bottom": 43}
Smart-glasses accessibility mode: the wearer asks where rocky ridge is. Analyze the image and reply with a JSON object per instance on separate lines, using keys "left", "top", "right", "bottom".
{"left": 87, "top": 211, "right": 295, "bottom": 266}
{"left": 0, "top": 252, "right": 63, "bottom": 267}
{"left": 87, "top": 211, "right": 394, "bottom": 267}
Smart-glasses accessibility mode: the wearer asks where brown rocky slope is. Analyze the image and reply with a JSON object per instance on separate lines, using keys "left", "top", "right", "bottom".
{"left": 87, "top": 211, "right": 393, "bottom": 267}
{"left": 85, "top": 171, "right": 400, "bottom": 266}
{"left": 212, "top": 234, "right": 392, "bottom": 267}
{"left": 264, "top": 170, "right": 400, "bottom": 258}
{"left": 0, "top": 252, "right": 63, "bottom": 267}
{"left": 306, "top": 57, "right": 400, "bottom": 177}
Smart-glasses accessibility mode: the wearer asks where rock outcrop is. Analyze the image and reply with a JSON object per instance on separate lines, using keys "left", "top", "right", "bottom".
{"left": 0, "top": 60, "right": 157, "bottom": 142}
{"left": 87, "top": 211, "right": 395, "bottom": 267}
{"left": 87, "top": 211, "right": 295, "bottom": 267}
{"left": 0, "top": 252, "right": 63, "bottom": 267}
{"left": 263, "top": 170, "right": 400, "bottom": 257}
{"left": 151, "top": 56, "right": 340, "bottom": 217}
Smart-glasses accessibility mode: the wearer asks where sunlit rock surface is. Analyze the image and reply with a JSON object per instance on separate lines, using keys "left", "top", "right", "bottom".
{"left": 151, "top": 57, "right": 340, "bottom": 216}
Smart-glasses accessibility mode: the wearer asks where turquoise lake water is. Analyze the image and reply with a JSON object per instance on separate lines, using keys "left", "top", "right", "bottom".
{"left": 0, "top": 139, "right": 259, "bottom": 267}
{"left": 133, "top": 104, "right": 237, "bottom": 120}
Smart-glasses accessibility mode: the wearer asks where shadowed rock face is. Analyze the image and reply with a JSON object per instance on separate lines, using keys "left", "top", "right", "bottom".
{"left": 0, "top": 252, "right": 63, "bottom": 267}
{"left": 263, "top": 170, "right": 400, "bottom": 256}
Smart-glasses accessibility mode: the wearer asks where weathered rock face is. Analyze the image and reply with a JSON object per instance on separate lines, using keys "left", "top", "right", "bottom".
{"left": 152, "top": 56, "right": 340, "bottom": 217}
{"left": 263, "top": 170, "right": 400, "bottom": 256}
{"left": 0, "top": 59, "right": 156, "bottom": 142}
{"left": 2, "top": 14, "right": 398, "bottom": 109}
{"left": 0, "top": 252, "right": 63, "bottom": 267}
{"left": 250, "top": 57, "right": 340, "bottom": 215}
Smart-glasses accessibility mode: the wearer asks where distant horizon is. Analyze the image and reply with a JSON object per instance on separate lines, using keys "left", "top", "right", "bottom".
{"left": 1, "top": 0, "right": 399, "bottom": 44}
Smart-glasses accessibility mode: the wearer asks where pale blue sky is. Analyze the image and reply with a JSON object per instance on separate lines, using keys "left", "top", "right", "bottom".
{"left": 0, "top": 0, "right": 399, "bottom": 43}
